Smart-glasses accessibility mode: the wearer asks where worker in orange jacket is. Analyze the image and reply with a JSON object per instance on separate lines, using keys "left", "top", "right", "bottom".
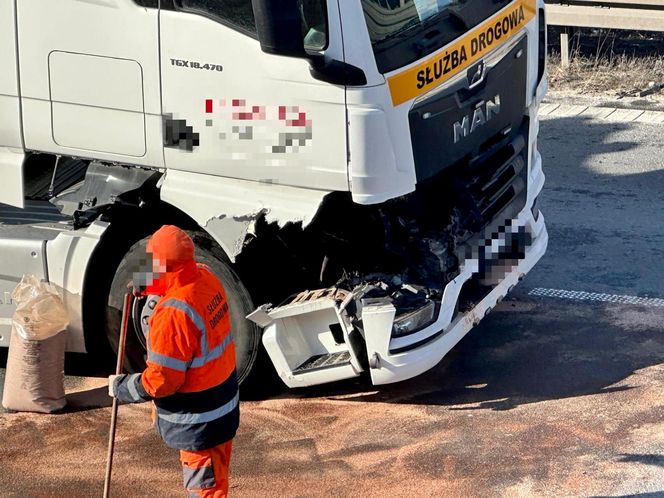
{"left": 109, "top": 225, "right": 239, "bottom": 498}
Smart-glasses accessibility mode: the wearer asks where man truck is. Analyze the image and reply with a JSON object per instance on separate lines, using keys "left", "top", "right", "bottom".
{"left": 0, "top": 0, "right": 548, "bottom": 389}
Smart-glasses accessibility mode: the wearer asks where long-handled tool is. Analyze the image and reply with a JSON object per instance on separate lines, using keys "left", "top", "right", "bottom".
{"left": 103, "top": 292, "right": 133, "bottom": 498}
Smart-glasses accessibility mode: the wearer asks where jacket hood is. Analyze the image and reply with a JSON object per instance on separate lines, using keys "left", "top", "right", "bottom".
{"left": 144, "top": 225, "right": 197, "bottom": 296}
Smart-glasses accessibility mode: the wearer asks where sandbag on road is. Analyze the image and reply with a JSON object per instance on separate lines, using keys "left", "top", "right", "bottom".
{"left": 2, "top": 274, "right": 69, "bottom": 413}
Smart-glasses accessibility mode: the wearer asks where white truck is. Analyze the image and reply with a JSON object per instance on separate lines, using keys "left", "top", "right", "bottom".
{"left": 0, "top": 0, "right": 548, "bottom": 389}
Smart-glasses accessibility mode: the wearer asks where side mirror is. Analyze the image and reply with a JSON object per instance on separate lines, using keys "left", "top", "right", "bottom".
{"left": 251, "top": 0, "right": 367, "bottom": 86}
{"left": 252, "top": 0, "right": 306, "bottom": 58}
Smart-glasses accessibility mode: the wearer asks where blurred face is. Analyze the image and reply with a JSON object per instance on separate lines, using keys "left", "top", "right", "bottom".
{"left": 130, "top": 249, "right": 168, "bottom": 294}
{"left": 132, "top": 226, "right": 195, "bottom": 294}
{"left": 150, "top": 253, "right": 168, "bottom": 275}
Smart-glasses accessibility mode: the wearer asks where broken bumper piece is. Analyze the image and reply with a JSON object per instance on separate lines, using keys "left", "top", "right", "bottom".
{"left": 248, "top": 288, "right": 365, "bottom": 387}
{"left": 250, "top": 208, "right": 548, "bottom": 388}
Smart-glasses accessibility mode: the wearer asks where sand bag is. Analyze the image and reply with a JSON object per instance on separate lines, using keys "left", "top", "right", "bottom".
{"left": 2, "top": 275, "right": 69, "bottom": 413}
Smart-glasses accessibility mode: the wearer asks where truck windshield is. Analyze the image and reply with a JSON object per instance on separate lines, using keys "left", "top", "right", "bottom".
{"left": 361, "top": 0, "right": 513, "bottom": 73}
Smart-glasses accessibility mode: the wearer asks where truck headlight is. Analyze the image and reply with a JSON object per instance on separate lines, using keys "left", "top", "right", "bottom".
{"left": 392, "top": 301, "right": 436, "bottom": 338}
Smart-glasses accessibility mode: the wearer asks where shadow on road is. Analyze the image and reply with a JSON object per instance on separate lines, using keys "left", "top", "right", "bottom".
{"left": 529, "top": 114, "right": 664, "bottom": 296}
{"left": 591, "top": 494, "right": 664, "bottom": 498}
{"left": 618, "top": 454, "right": 664, "bottom": 469}
{"left": 282, "top": 296, "right": 663, "bottom": 410}
{"left": 64, "top": 386, "right": 112, "bottom": 411}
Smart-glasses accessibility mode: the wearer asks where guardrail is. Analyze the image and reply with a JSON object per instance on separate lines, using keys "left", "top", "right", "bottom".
{"left": 546, "top": 0, "right": 664, "bottom": 66}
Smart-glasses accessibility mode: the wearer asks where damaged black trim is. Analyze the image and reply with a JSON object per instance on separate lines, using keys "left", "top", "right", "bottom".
{"left": 52, "top": 161, "right": 162, "bottom": 228}
{"left": 389, "top": 327, "right": 448, "bottom": 355}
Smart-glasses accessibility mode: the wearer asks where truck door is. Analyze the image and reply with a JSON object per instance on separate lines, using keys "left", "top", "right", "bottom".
{"left": 0, "top": 0, "right": 24, "bottom": 207}
{"left": 158, "top": 1, "right": 348, "bottom": 191}
{"left": 15, "top": 0, "right": 163, "bottom": 168}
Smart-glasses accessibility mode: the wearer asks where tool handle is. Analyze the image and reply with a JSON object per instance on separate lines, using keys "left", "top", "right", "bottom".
{"left": 103, "top": 400, "right": 119, "bottom": 498}
{"left": 115, "top": 292, "right": 133, "bottom": 375}
{"left": 103, "top": 292, "right": 133, "bottom": 498}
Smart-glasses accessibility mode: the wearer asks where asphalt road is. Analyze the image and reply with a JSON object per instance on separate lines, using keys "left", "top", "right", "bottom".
{"left": 0, "top": 111, "right": 663, "bottom": 498}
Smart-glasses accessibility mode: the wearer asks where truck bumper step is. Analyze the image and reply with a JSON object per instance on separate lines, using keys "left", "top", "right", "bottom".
{"left": 293, "top": 351, "right": 351, "bottom": 375}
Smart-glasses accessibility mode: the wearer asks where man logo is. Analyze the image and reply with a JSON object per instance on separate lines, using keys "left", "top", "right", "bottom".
{"left": 467, "top": 60, "right": 486, "bottom": 88}
{"left": 453, "top": 95, "right": 501, "bottom": 143}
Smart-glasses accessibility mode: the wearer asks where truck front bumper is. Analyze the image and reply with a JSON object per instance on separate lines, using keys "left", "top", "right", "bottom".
{"left": 363, "top": 205, "right": 548, "bottom": 385}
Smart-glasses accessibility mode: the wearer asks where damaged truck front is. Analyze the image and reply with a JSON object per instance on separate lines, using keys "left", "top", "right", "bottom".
{"left": 0, "top": 0, "right": 547, "bottom": 390}
{"left": 240, "top": 0, "right": 549, "bottom": 387}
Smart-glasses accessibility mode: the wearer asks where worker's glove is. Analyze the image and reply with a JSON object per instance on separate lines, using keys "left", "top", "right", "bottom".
{"left": 108, "top": 374, "right": 124, "bottom": 398}
{"left": 108, "top": 373, "right": 151, "bottom": 404}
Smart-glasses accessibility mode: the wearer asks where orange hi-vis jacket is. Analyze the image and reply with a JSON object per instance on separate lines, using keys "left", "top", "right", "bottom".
{"left": 114, "top": 259, "right": 239, "bottom": 451}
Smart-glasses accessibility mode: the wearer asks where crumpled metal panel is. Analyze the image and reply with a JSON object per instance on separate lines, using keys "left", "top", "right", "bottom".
{"left": 160, "top": 168, "right": 330, "bottom": 261}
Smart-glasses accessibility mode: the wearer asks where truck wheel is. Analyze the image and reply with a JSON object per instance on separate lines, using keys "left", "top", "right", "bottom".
{"left": 105, "top": 231, "right": 263, "bottom": 385}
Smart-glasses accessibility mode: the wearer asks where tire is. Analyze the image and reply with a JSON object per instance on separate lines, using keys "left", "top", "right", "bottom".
{"left": 105, "top": 231, "right": 263, "bottom": 385}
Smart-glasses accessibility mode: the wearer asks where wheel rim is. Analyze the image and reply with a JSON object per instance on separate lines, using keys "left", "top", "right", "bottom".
{"left": 131, "top": 296, "right": 148, "bottom": 350}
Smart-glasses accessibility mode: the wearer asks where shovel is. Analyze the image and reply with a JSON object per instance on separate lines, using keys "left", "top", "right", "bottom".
{"left": 103, "top": 292, "right": 133, "bottom": 498}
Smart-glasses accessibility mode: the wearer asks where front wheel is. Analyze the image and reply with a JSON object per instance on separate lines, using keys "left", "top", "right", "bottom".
{"left": 105, "top": 231, "right": 263, "bottom": 385}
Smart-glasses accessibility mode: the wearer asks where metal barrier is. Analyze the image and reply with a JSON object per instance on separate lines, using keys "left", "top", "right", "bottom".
{"left": 546, "top": 0, "right": 664, "bottom": 66}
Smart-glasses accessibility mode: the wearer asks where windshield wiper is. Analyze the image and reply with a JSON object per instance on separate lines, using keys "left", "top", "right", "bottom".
{"left": 377, "top": 5, "right": 472, "bottom": 50}
{"left": 442, "top": 8, "right": 470, "bottom": 31}
{"left": 386, "top": 17, "right": 422, "bottom": 40}
{"left": 409, "top": 9, "right": 470, "bottom": 54}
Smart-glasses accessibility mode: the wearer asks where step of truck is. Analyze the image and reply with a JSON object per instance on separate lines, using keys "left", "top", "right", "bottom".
{"left": 293, "top": 351, "right": 352, "bottom": 375}
{"left": 0, "top": 200, "right": 69, "bottom": 225}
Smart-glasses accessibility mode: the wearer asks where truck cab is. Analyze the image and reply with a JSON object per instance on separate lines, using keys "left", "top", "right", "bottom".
{"left": 0, "top": 0, "right": 548, "bottom": 390}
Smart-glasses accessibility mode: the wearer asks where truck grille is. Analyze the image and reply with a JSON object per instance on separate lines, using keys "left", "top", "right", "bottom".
{"left": 455, "top": 118, "right": 529, "bottom": 234}
{"left": 407, "top": 35, "right": 530, "bottom": 238}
